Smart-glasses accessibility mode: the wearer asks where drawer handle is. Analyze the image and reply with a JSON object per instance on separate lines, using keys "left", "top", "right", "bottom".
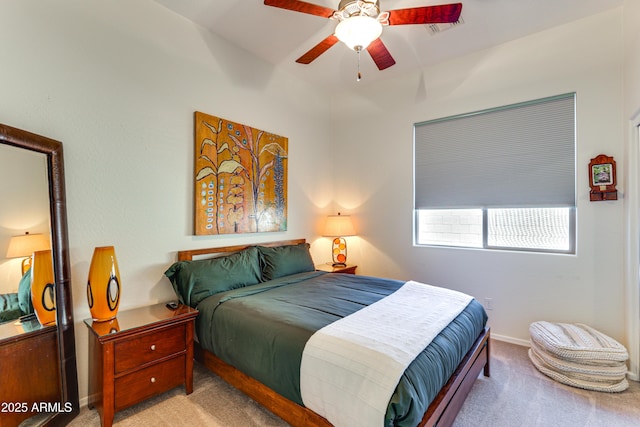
{"left": 150, "top": 377, "right": 156, "bottom": 383}
{"left": 150, "top": 344, "right": 156, "bottom": 351}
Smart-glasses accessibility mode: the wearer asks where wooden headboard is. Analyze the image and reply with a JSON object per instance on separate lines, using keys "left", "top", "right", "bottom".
{"left": 177, "top": 239, "right": 306, "bottom": 262}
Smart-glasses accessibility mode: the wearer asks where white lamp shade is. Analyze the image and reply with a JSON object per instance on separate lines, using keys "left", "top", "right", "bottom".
{"left": 334, "top": 15, "right": 382, "bottom": 50}
{"left": 323, "top": 214, "right": 356, "bottom": 237}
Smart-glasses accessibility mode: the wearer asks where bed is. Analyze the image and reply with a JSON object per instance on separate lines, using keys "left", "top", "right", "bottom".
{"left": 0, "top": 270, "right": 34, "bottom": 323}
{"left": 167, "top": 239, "right": 490, "bottom": 427}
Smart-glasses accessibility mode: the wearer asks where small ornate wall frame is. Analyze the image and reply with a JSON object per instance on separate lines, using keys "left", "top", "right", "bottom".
{"left": 588, "top": 154, "right": 617, "bottom": 201}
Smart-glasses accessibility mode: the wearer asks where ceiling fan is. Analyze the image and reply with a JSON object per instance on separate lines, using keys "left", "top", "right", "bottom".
{"left": 264, "top": 0, "right": 462, "bottom": 78}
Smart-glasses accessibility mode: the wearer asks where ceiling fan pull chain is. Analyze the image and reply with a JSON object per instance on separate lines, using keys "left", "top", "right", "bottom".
{"left": 356, "top": 46, "right": 362, "bottom": 82}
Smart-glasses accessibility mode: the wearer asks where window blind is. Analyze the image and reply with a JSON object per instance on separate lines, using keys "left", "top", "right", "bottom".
{"left": 414, "top": 93, "right": 576, "bottom": 209}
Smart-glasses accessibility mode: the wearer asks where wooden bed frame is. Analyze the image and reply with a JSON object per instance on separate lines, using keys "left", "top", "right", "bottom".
{"left": 178, "top": 239, "right": 491, "bottom": 427}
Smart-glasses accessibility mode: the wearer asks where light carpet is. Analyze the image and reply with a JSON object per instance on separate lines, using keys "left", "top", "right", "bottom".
{"left": 68, "top": 340, "right": 640, "bottom": 426}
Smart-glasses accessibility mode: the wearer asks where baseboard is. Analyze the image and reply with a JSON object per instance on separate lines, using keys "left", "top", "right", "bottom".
{"left": 78, "top": 396, "right": 89, "bottom": 409}
{"left": 491, "top": 333, "right": 530, "bottom": 347}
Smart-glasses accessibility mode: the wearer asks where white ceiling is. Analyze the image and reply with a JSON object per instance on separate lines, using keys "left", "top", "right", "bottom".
{"left": 152, "top": 0, "right": 623, "bottom": 90}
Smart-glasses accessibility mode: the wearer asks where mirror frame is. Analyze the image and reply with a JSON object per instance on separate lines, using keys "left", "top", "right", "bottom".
{"left": 0, "top": 123, "right": 79, "bottom": 425}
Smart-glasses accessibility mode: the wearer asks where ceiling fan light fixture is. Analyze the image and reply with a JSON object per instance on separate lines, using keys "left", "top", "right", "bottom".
{"left": 265, "top": 0, "right": 463, "bottom": 71}
{"left": 334, "top": 15, "right": 382, "bottom": 50}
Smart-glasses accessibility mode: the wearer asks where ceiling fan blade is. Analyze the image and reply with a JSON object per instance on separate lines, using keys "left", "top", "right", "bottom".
{"left": 296, "top": 35, "right": 339, "bottom": 64}
{"left": 366, "top": 38, "right": 396, "bottom": 70}
{"left": 264, "top": 0, "right": 335, "bottom": 18}
{"left": 388, "top": 3, "right": 462, "bottom": 25}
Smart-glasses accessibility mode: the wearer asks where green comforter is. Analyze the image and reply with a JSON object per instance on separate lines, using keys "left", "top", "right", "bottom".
{"left": 0, "top": 292, "right": 21, "bottom": 322}
{"left": 196, "top": 272, "right": 487, "bottom": 426}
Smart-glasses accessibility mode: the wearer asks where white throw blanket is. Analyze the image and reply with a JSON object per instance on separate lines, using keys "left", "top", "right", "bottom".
{"left": 300, "top": 280, "right": 473, "bottom": 427}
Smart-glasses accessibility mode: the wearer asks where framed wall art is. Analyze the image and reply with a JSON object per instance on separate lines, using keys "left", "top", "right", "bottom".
{"left": 588, "top": 154, "right": 617, "bottom": 201}
{"left": 194, "top": 112, "right": 288, "bottom": 235}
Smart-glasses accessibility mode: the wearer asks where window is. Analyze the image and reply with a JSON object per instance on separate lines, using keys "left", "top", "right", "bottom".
{"left": 417, "top": 209, "right": 483, "bottom": 248}
{"left": 414, "top": 94, "right": 576, "bottom": 254}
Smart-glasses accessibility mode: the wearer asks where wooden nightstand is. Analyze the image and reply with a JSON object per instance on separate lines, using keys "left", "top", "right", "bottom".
{"left": 85, "top": 303, "right": 198, "bottom": 427}
{"left": 315, "top": 263, "right": 357, "bottom": 274}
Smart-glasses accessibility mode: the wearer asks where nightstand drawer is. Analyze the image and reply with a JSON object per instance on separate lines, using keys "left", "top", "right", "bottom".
{"left": 114, "top": 324, "right": 186, "bottom": 374}
{"left": 114, "top": 354, "right": 186, "bottom": 410}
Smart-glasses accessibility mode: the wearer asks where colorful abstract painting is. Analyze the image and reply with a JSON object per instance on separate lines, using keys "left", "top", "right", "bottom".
{"left": 194, "top": 112, "right": 288, "bottom": 235}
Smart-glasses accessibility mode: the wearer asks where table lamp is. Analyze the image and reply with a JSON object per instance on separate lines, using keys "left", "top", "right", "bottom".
{"left": 6, "top": 232, "right": 51, "bottom": 275}
{"left": 322, "top": 213, "right": 356, "bottom": 267}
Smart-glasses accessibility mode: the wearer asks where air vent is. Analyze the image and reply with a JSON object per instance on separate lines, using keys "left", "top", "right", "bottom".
{"left": 426, "top": 17, "right": 464, "bottom": 35}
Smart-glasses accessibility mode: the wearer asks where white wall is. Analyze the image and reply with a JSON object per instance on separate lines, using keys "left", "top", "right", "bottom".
{"left": 330, "top": 8, "right": 626, "bottom": 345}
{"left": 623, "top": 0, "right": 640, "bottom": 377}
{"left": 0, "top": 0, "right": 333, "bottom": 402}
{"left": 624, "top": 1, "right": 640, "bottom": 113}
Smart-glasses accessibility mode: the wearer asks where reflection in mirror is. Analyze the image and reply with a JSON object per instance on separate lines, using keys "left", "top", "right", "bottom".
{"left": 7, "top": 233, "right": 51, "bottom": 274}
{"left": 0, "top": 145, "right": 51, "bottom": 324}
{"left": 0, "top": 124, "right": 78, "bottom": 426}
{"left": 30, "top": 249, "right": 57, "bottom": 326}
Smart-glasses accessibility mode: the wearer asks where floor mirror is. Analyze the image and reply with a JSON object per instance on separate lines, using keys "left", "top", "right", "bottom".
{"left": 0, "top": 123, "right": 79, "bottom": 426}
